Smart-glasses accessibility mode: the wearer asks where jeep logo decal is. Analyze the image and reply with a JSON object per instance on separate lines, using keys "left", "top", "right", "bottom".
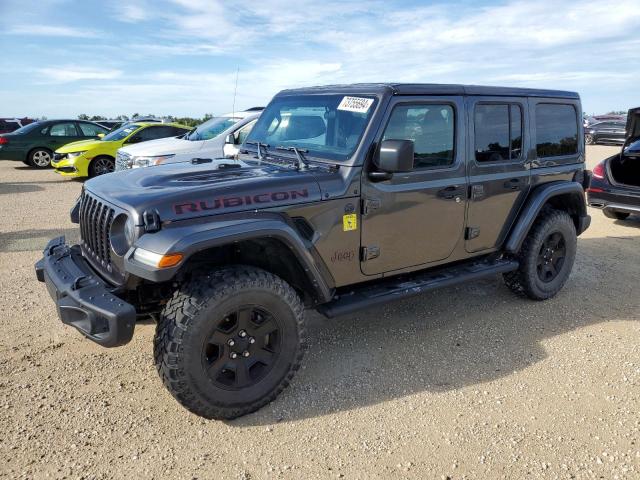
{"left": 174, "top": 189, "right": 309, "bottom": 215}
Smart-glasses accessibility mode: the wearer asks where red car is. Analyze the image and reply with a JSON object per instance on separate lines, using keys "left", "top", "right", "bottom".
{"left": 0, "top": 117, "right": 35, "bottom": 134}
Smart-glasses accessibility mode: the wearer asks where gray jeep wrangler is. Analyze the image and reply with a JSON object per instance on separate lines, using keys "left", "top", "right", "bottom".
{"left": 36, "top": 84, "right": 591, "bottom": 419}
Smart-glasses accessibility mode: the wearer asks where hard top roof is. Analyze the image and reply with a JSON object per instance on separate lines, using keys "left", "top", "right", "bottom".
{"left": 278, "top": 83, "right": 579, "bottom": 99}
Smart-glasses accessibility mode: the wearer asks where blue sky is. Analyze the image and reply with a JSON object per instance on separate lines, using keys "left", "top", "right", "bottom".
{"left": 0, "top": 0, "right": 638, "bottom": 118}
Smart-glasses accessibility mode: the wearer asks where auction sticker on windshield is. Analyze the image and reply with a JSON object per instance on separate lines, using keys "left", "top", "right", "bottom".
{"left": 337, "top": 96, "right": 374, "bottom": 113}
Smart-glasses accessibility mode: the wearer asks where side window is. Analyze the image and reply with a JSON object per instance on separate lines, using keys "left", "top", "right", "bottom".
{"left": 78, "top": 122, "right": 106, "bottom": 136}
{"left": 170, "top": 127, "right": 188, "bottom": 136}
{"left": 236, "top": 120, "right": 256, "bottom": 144}
{"left": 49, "top": 122, "right": 79, "bottom": 136}
{"left": 474, "top": 104, "right": 523, "bottom": 162}
{"left": 135, "top": 126, "right": 169, "bottom": 141}
{"left": 536, "top": 104, "right": 578, "bottom": 157}
{"left": 382, "top": 104, "right": 455, "bottom": 168}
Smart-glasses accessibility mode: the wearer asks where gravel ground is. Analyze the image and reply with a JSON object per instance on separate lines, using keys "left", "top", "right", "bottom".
{"left": 1, "top": 145, "right": 638, "bottom": 480}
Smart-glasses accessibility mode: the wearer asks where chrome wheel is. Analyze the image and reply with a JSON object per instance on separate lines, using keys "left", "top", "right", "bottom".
{"left": 585, "top": 134, "right": 595, "bottom": 145}
{"left": 90, "top": 157, "right": 114, "bottom": 177}
{"left": 31, "top": 149, "right": 51, "bottom": 168}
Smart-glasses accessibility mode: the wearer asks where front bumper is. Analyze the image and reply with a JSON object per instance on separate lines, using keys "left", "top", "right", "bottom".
{"left": 52, "top": 155, "right": 87, "bottom": 177}
{"left": 35, "top": 236, "right": 136, "bottom": 347}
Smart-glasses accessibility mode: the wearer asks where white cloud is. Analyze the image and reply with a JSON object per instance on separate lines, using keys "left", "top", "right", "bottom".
{"left": 7, "top": 24, "right": 100, "bottom": 38}
{"left": 36, "top": 67, "right": 123, "bottom": 83}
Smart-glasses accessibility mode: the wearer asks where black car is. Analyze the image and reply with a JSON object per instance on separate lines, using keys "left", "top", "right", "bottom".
{"left": 585, "top": 120, "right": 626, "bottom": 145}
{"left": 587, "top": 107, "right": 640, "bottom": 220}
{"left": 36, "top": 83, "right": 591, "bottom": 419}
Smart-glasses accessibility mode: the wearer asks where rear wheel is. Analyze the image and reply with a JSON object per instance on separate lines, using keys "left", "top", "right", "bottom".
{"left": 28, "top": 148, "right": 52, "bottom": 168}
{"left": 89, "top": 156, "right": 115, "bottom": 177}
{"left": 603, "top": 210, "right": 630, "bottom": 220}
{"left": 154, "top": 266, "right": 305, "bottom": 419}
{"left": 503, "top": 209, "right": 577, "bottom": 300}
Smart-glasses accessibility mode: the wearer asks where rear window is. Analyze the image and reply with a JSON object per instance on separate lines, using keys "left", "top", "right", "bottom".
{"left": 536, "top": 104, "right": 578, "bottom": 157}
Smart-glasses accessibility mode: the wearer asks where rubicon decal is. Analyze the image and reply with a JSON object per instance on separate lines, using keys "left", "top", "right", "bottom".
{"left": 174, "top": 189, "right": 310, "bottom": 214}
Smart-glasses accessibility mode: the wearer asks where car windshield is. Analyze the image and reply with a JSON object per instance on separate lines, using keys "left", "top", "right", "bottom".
{"left": 186, "top": 117, "right": 239, "bottom": 141}
{"left": 103, "top": 124, "right": 141, "bottom": 141}
{"left": 11, "top": 122, "right": 42, "bottom": 135}
{"left": 245, "top": 94, "right": 378, "bottom": 161}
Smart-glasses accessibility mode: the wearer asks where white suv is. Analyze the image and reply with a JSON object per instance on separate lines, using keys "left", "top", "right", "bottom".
{"left": 115, "top": 108, "right": 262, "bottom": 170}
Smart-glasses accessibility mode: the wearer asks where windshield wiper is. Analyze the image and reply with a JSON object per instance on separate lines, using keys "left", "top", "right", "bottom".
{"left": 245, "top": 141, "right": 270, "bottom": 160}
{"left": 276, "top": 146, "right": 309, "bottom": 170}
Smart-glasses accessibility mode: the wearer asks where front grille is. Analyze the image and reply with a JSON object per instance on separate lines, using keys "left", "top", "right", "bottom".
{"left": 79, "top": 190, "right": 115, "bottom": 272}
{"left": 115, "top": 151, "right": 131, "bottom": 171}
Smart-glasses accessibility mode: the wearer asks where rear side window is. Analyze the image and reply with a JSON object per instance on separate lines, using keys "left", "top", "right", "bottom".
{"left": 474, "top": 104, "right": 523, "bottom": 162}
{"left": 536, "top": 104, "right": 578, "bottom": 157}
{"left": 382, "top": 104, "right": 455, "bottom": 168}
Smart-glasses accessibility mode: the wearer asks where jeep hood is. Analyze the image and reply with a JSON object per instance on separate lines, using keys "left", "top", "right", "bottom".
{"left": 119, "top": 136, "right": 204, "bottom": 157}
{"left": 85, "top": 159, "right": 323, "bottom": 223}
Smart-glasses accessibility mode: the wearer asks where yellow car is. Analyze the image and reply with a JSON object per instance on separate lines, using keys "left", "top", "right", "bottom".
{"left": 52, "top": 122, "right": 192, "bottom": 177}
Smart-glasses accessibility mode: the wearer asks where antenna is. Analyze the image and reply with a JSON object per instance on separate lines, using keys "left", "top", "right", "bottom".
{"left": 232, "top": 66, "right": 239, "bottom": 118}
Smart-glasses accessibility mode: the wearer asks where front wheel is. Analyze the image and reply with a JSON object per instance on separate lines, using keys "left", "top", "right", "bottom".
{"left": 28, "top": 148, "right": 52, "bottom": 168}
{"left": 585, "top": 134, "right": 596, "bottom": 145}
{"left": 503, "top": 209, "right": 577, "bottom": 300}
{"left": 154, "top": 266, "right": 306, "bottom": 419}
{"left": 89, "top": 156, "right": 114, "bottom": 177}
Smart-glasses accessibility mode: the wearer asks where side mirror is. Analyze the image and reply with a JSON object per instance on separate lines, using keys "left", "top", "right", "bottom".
{"left": 97, "top": 133, "right": 105, "bottom": 139}
{"left": 225, "top": 133, "right": 235, "bottom": 145}
{"left": 371, "top": 139, "right": 414, "bottom": 180}
{"left": 128, "top": 135, "right": 142, "bottom": 144}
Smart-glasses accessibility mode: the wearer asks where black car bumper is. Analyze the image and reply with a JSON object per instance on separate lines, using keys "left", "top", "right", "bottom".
{"left": 587, "top": 177, "right": 640, "bottom": 216}
{"left": 35, "top": 236, "right": 136, "bottom": 347}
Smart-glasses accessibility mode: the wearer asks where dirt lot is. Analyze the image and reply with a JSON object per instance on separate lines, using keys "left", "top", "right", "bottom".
{"left": 0, "top": 145, "right": 638, "bottom": 480}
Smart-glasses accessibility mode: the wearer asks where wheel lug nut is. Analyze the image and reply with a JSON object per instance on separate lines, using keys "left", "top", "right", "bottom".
{"left": 227, "top": 339, "right": 235, "bottom": 346}
{"left": 243, "top": 351, "right": 250, "bottom": 357}
{"left": 238, "top": 330, "right": 247, "bottom": 338}
{"left": 249, "top": 337, "right": 255, "bottom": 344}
{"left": 230, "top": 352, "right": 238, "bottom": 359}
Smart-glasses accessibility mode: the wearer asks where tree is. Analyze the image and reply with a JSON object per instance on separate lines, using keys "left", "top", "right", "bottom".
{"left": 78, "top": 114, "right": 90, "bottom": 120}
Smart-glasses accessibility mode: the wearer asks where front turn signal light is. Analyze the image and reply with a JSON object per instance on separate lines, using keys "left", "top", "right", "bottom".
{"left": 133, "top": 248, "right": 183, "bottom": 268}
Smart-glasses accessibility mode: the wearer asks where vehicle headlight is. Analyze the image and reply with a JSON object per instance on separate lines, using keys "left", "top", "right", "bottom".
{"left": 131, "top": 154, "right": 175, "bottom": 168}
{"left": 67, "top": 150, "right": 87, "bottom": 158}
{"left": 110, "top": 214, "right": 136, "bottom": 256}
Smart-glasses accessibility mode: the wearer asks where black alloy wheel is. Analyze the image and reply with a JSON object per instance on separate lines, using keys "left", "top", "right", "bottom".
{"left": 536, "top": 231, "right": 566, "bottom": 283}
{"left": 202, "top": 306, "right": 282, "bottom": 390}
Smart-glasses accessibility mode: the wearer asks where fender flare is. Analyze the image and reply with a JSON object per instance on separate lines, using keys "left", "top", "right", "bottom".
{"left": 124, "top": 215, "right": 335, "bottom": 303}
{"left": 504, "top": 181, "right": 589, "bottom": 254}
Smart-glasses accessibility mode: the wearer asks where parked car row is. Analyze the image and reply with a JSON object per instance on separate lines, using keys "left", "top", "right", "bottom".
{"left": 0, "top": 108, "right": 263, "bottom": 175}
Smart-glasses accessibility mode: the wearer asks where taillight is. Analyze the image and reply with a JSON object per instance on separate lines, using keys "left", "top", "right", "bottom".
{"left": 0, "top": 137, "right": 8, "bottom": 145}
{"left": 592, "top": 161, "right": 606, "bottom": 179}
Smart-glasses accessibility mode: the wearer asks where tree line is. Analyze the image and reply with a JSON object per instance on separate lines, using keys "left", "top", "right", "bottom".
{"left": 76, "top": 113, "right": 215, "bottom": 127}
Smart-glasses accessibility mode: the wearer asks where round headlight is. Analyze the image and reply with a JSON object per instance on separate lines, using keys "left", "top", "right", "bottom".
{"left": 110, "top": 214, "right": 136, "bottom": 257}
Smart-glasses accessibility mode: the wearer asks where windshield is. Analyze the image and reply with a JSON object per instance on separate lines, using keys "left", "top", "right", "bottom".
{"left": 245, "top": 94, "right": 377, "bottom": 161}
{"left": 11, "top": 122, "right": 42, "bottom": 135}
{"left": 186, "top": 117, "right": 239, "bottom": 141}
{"left": 103, "top": 124, "right": 141, "bottom": 141}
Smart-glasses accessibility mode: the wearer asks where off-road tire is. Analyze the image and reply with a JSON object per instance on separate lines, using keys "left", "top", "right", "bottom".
{"left": 603, "top": 210, "right": 630, "bottom": 221}
{"left": 154, "top": 266, "right": 305, "bottom": 419}
{"left": 503, "top": 209, "right": 577, "bottom": 300}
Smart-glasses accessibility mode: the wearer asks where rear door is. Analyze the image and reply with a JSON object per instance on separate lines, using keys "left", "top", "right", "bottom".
{"left": 465, "top": 97, "right": 531, "bottom": 253}
{"left": 46, "top": 121, "right": 84, "bottom": 149}
{"left": 360, "top": 96, "right": 467, "bottom": 275}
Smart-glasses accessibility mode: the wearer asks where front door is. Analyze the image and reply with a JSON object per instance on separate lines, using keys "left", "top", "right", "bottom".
{"left": 361, "top": 96, "right": 467, "bottom": 275}
{"left": 465, "top": 97, "right": 531, "bottom": 253}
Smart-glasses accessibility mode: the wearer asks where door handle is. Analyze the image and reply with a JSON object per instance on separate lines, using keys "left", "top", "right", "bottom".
{"left": 437, "top": 185, "right": 465, "bottom": 200}
{"left": 503, "top": 178, "right": 521, "bottom": 190}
